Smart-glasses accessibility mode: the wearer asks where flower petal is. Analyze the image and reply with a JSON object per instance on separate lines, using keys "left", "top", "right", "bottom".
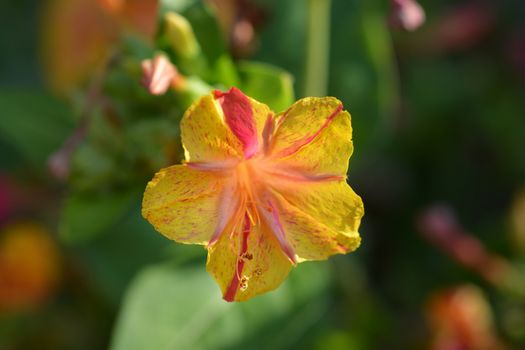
{"left": 206, "top": 212, "right": 293, "bottom": 302}
{"left": 256, "top": 197, "right": 297, "bottom": 264}
{"left": 180, "top": 94, "right": 244, "bottom": 163}
{"left": 142, "top": 165, "right": 228, "bottom": 245}
{"left": 140, "top": 54, "right": 177, "bottom": 95}
{"left": 213, "top": 88, "right": 258, "bottom": 158}
{"left": 268, "top": 180, "right": 364, "bottom": 261}
{"left": 269, "top": 97, "right": 353, "bottom": 175}
{"left": 213, "top": 87, "right": 272, "bottom": 159}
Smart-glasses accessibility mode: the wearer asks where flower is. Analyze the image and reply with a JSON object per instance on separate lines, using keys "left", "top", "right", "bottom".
{"left": 142, "top": 87, "right": 364, "bottom": 302}
{"left": 164, "top": 12, "right": 201, "bottom": 59}
{"left": 389, "top": 0, "right": 425, "bottom": 32}
{"left": 425, "top": 285, "right": 505, "bottom": 350}
{"left": 0, "top": 222, "right": 61, "bottom": 312}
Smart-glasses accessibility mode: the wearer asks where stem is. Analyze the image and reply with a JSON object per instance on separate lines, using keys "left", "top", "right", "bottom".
{"left": 47, "top": 51, "right": 116, "bottom": 180}
{"left": 359, "top": 0, "right": 400, "bottom": 138}
{"left": 304, "top": 0, "right": 331, "bottom": 97}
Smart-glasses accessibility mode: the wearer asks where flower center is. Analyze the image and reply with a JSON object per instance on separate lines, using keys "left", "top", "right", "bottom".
{"left": 234, "top": 157, "right": 276, "bottom": 224}
{"left": 235, "top": 158, "right": 263, "bottom": 201}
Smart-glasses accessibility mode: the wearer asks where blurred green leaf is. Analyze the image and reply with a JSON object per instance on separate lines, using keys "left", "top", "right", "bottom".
{"left": 211, "top": 54, "right": 239, "bottom": 89}
{"left": 313, "top": 330, "right": 363, "bottom": 350}
{"left": 60, "top": 188, "right": 141, "bottom": 243}
{"left": 238, "top": 61, "right": 295, "bottom": 113}
{"left": 110, "top": 262, "right": 332, "bottom": 350}
{"left": 75, "top": 205, "right": 178, "bottom": 305}
{"left": 358, "top": 0, "right": 399, "bottom": 135}
{"left": 175, "top": 76, "right": 214, "bottom": 109}
{"left": 159, "top": 1, "right": 238, "bottom": 86}
{"left": 160, "top": 0, "right": 198, "bottom": 14}
{"left": 125, "top": 118, "right": 180, "bottom": 163}
{"left": 254, "top": 0, "right": 307, "bottom": 92}
{"left": 183, "top": 3, "right": 239, "bottom": 87}
{"left": 0, "top": 90, "right": 74, "bottom": 167}
{"left": 69, "top": 143, "right": 118, "bottom": 192}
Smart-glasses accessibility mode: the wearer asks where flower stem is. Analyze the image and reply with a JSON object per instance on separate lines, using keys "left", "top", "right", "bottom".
{"left": 304, "top": 0, "right": 331, "bottom": 97}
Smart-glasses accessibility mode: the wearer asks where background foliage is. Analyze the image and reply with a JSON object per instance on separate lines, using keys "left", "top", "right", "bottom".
{"left": 1, "top": 0, "right": 525, "bottom": 349}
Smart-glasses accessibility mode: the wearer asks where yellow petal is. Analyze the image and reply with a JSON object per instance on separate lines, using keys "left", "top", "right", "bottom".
{"left": 180, "top": 94, "right": 243, "bottom": 163}
{"left": 181, "top": 90, "right": 274, "bottom": 164}
{"left": 269, "top": 97, "right": 353, "bottom": 175}
{"left": 142, "top": 165, "right": 227, "bottom": 245}
{"left": 268, "top": 179, "right": 364, "bottom": 261}
{"left": 206, "top": 213, "right": 293, "bottom": 302}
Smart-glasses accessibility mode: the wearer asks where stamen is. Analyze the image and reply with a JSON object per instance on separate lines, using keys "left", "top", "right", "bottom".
{"left": 224, "top": 212, "right": 252, "bottom": 301}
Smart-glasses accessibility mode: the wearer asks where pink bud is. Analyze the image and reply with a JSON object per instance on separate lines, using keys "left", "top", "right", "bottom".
{"left": 48, "top": 123, "right": 87, "bottom": 181}
{"left": 140, "top": 54, "right": 177, "bottom": 95}
{"left": 389, "top": 0, "right": 426, "bottom": 32}
{"left": 48, "top": 150, "right": 71, "bottom": 180}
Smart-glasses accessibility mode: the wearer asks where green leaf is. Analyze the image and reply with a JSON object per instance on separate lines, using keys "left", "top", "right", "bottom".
{"left": 69, "top": 142, "right": 118, "bottom": 192}
{"left": 183, "top": 3, "right": 239, "bottom": 86}
{"left": 74, "top": 205, "right": 182, "bottom": 305}
{"left": 238, "top": 61, "right": 295, "bottom": 113}
{"left": 59, "top": 188, "right": 141, "bottom": 243}
{"left": 357, "top": 0, "right": 399, "bottom": 140}
{"left": 175, "top": 76, "right": 214, "bottom": 109}
{"left": 0, "top": 90, "right": 74, "bottom": 167}
{"left": 160, "top": 0, "right": 198, "bottom": 14}
{"left": 159, "top": 1, "right": 239, "bottom": 86}
{"left": 110, "top": 262, "right": 332, "bottom": 350}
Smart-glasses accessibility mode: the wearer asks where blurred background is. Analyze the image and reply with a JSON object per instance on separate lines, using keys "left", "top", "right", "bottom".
{"left": 1, "top": 0, "right": 525, "bottom": 349}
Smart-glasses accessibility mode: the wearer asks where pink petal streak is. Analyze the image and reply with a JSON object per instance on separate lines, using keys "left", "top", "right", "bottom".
{"left": 214, "top": 88, "right": 259, "bottom": 159}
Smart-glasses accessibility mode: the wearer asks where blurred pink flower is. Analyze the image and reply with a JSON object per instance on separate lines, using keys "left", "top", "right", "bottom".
{"left": 426, "top": 285, "right": 506, "bottom": 350}
{"left": 208, "top": 0, "right": 267, "bottom": 58}
{"left": 404, "top": 3, "right": 494, "bottom": 56}
{"left": 418, "top": 205, "right": 524, "bottom": 293}
{"left": 431, "top": 3, "right": 493, "bottom": 52}
{"left": 389, "top": 0, "right": 426, "bottom": 32}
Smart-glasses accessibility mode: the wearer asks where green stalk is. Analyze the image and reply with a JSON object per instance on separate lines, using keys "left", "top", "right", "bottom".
{"left": 359, "top": 0, "right": 400, "bottom": 138}
{"left": 304, "top": 0, "right": 332, "bottom": 97}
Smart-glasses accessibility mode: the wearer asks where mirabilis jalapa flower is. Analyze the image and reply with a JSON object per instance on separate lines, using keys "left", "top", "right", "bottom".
{"left": 142, "top": 87, "right": 364, "bottom": 302}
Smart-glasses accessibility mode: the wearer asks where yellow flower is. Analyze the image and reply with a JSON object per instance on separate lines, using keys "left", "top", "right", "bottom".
{"left": 142, "top": 87, "right": 364, "bottom": 302}
{"left": 0, "top": 222, "right": 61, "bottom": 312}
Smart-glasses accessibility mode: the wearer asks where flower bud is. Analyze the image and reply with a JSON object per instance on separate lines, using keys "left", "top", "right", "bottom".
{"left": 141, "top": 54, "right": 177, "bottom": 95}
{"left": 164, "top": 12, "right": 200, "bottom": 58}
